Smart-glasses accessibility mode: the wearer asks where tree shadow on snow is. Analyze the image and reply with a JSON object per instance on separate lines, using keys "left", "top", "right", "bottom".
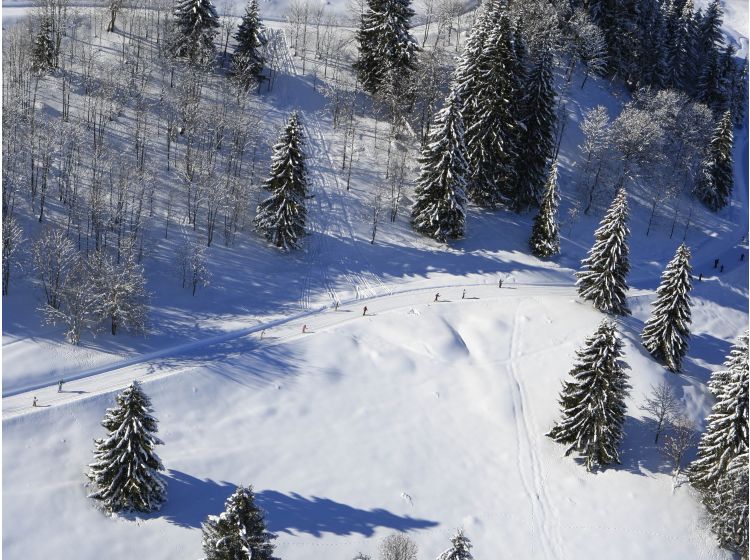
{"left": 159, "top": 471, "right": 439, "bottom": 537}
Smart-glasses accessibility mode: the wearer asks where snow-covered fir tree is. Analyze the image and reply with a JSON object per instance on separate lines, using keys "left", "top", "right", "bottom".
{"left": 411, "top": 88, "right": 468, "bottom": 242}
{"left": 547, "top": 320, "right": 631, "bottom": 471}
{"left": 576, "top": 188, "right": 630, "bottom": 315}
{"left": 87, "top": 381, "right": 166, "bottom": 513}
{"left": 704, "top": 451, "right": 749, "bottom": 557}
{"left": 202, "top": 485, "right": 277, "bottom": 560}
{"left": 436, "top": 529, "right": 473, "bottom": 560}
{"left": 31, "top": 16, "right": 55, "bottom": 72}
{"left": 529, "top": 161, "right": 560, "bottom": 258}
{"left": 254, "top": 112, "right": 308, "bottom": 251}
{"left": 354, "top": 0, "right": 418, "bottom": 99}
{"left": 464, "top": 9, "right": 519, "bottom": 207}
{"left": 514, "top": 42, "right": 556, "bottom": 211}
{"left": 690, "top": 331, "right": 749, "bottom": 491}
{"left": 641, "top": 243, "right": 693, "bottom": 372}
{"left": 171, "top": 0, "right": 220, "bottom": 62}
{"left": 694, "top": 110, "right": 734, "bottom": 211}
{"left": 730, "top": 56, "right": 747, "bottom": 127}
{"left": 232, "top": 0, "right": 265, "bottom": 82}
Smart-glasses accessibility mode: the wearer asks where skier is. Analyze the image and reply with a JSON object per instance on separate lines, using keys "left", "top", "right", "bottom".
{"left": 363, "top": 306, "right": 368, "bottom": 316}
{"left": 32, "top": 396, "right": 38, "bottom": 407}
{"left": 302, "top": 324, "right": 307, "bottom": 333}
{"left": 498, "top": 279, "right": 503, "bottom": 288}
{"left": 434, "top": 293, "right": 440, "bottom": 302}
{"left": 58, "top": 379, "right": 64, "bottom": 393}
{"left": 714, "top": 258, "right": 719, "bottom": 268}
{"left": 698, "top": 273, "right": 703, "bottom": 281}
{"left": 462, "top": 289, "right": 466, "bottom": 300}
{"left": 335, "top": 301, "right": 339, "bottom": 311}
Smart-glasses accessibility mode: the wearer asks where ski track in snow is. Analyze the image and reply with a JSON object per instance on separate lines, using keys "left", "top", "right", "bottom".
{"left": 2, "top": 284, "right": 576, "bottom": 417}
{"left": 507, "top": 300, "right": 564, "bottom": 560}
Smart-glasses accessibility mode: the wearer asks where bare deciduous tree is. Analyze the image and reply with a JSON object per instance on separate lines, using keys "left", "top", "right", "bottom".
{"left": 379, "top": 533, "right": 418, "bottom": 560}
{"left": 640, "top": 382, "right": 681, "bottom": 444}
{"left": 32, "top": 227, "right": 77, "bottom": 309}
{"left": 661, "top": 414, "right": 697, "bottom": 476}
{"left": 2, "top": 215, "right": 24, "bottom": 296}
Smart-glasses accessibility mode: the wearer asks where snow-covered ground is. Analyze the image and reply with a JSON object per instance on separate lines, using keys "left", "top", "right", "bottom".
{"left": 2, "top": 1, "right": 749, "bottom": 559}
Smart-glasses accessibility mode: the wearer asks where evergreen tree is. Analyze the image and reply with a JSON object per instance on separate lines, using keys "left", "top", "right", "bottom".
{"left": 694, "top": 110, "right": 733, "bottom": 211}
{"left": 436, "top": 529, "right": 473, "bottom": 560}
{"left": 464, "top": 10, "right": 518, "bottom": 207}
{"left": 171, "top": 0, "right": 220, "bottom": 63}
{"left": 233, "top": 0, "right": 265, "bottom": 80}
{"left": 31, "top": 16, "right": 55, "bottom": 72}
{"left": 254, "top": 112, "right": 308, "bottom": 251}
{"left": 576, "top": 188, "right": 631, "bottom": 315}
{"left": 202, "top": 485, "right": 277, "bottom": 560}
{"left": 529, "top": 161, "right": 560, "bottom": 258}
{"left": 513, "top": 42, "right": 556, "bottom": 211}
{"left": 411, "top": 88, "right": 468, "bottom": 242}
{"left": 547, "top": 320, "right": 631, "bottom": 471}
{"left": 704, "top": 451, "right": 749, "bottom": 557}
{"left": 641, "top": 243, "right": 693, "bottom": 372}
{"left": 730, "top": 56, "right": 747, "bottom": 127}
{"left": 87, "top": 381, "right": 166, "bottom": 513}
{"left": 690, "top": 331, "right": 749, "bottom": 491}
{"left": 354, "top": 0, "right": 418, "bottom": 99}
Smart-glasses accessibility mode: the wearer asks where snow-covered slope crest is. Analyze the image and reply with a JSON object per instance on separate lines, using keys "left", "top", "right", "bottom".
{"left": 2, "top": 287, "right": 740, "bottom": 559}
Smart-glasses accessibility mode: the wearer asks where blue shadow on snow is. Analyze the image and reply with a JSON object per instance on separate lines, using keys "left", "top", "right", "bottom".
{"left": 160, "top": 470, "right": 439, "bottom": 537}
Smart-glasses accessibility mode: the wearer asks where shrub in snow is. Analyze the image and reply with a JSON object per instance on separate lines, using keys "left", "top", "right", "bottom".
{"left": 641, "top": 243, "right": 693, "bottom": 372}
{"left": 547, "top": 320, "right": 631, "bottom": 471}
{"left": 87, "top": 381, "right": 166, "bottom": 513}
{"left": 576, "top": 187, "right": 630, "bottom": 315}
{"left": 202, "top": 485, "right": 277, "bottom": 560}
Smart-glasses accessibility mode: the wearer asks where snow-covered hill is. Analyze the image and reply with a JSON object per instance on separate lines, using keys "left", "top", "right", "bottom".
{"left": 2, "top": 1, "right": 749, "bottom": 559}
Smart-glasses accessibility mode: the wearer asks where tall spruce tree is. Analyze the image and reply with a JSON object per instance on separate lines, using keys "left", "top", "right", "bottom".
{"left": 694, "top": 110, "right": 734, "bottom": 211}
{"left": 411, "top": 88, "right": 468, "bottom": 242}
{"left": 31, "top": 16, "right": 55, "bottom": 72}
{"left": 576, "top": 188, "right": 631, "bottom": 315}
{"left": 171, "top": 0, "right": 220, "bottom": 62}
{"left": 202, "top": 485, "right": 277, "bottom": 560}
{"left": 254, "top": 112, "right": 308, "bottom": 251}
{"left": 87, "top": 381, "right": 166, "bottom": 513}
{"left": 529, "top": 161, "right": 560, "bottom": 258}
{"left": 704, "top": 451, "right": 749, "bottom": 557}
{"left": 547, "top": 320, "right": 631, "bottom": 471}
{"left": 354, "top": 0, "right": 418, "bottom": 99}
{"left": 641, "top": 243, "right": 693, "bottom": 372}
{"left": 464, "top": 10, "right": 518, "bottom": 207}
{"left": 514, "top": 42, "right": 556, "bottom": 211}
{"left": 690, "top": 331, "right": 749, "bottom": 491}
{"left": 436, "top": 529, "right": 473, "bottom": 560}
{"left": 233, "top": 0, "right": 265, "bottom": 80}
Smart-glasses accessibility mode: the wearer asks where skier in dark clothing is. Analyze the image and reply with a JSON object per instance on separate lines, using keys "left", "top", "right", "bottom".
{"left": 714, "top": 258, "right": 719, "bottom": 268}
{"left": 32, "top": 396, "right": 38, "bottom": 407}
{"left": 498, "top": 279, "right": 503, "bottom": 288}
{"left": 698, "top": 273, "right": 703, "bottom": 281}
{"left": 335, "top": 301, "right": 339, "bottom": 311}
{"left": 462, "top": 289, "right": 466, "bottom": 300}
{"left": 363, "top": 306, "right": 368, "bottom": 316}
{"left": 302, "top": 324, "right": 307, "bottom": 333}
{"left": 58, "top": 379, "right": 64, "bottom": 393}
{"left": 434, "top": 293, "right": 440, "bottom": 302}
